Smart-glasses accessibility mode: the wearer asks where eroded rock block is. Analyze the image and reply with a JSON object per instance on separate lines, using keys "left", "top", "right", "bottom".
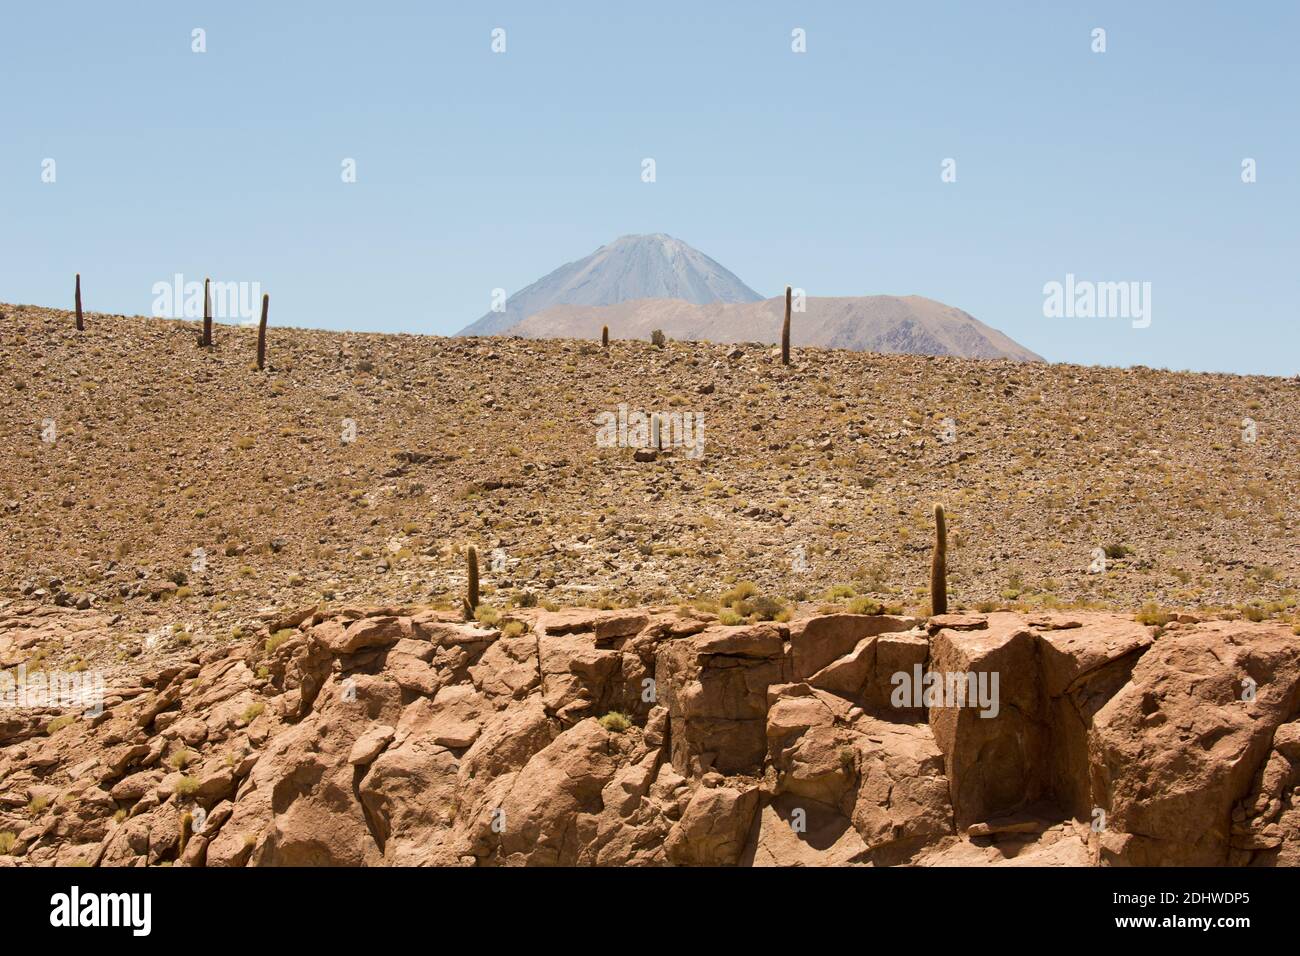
{"left": 928, "top": 614, "right": 1046, "bottom": 829}
{"left": 849, "top": 716, "right": 954, "bottom": 863}
{"left": 1090, "top": 620, "right": 1300, "bottom": 865}
{"left": 665, "top": 784, "right": 760, "bottom": 866}
{"left": 656, "top": 623, "right": 788, "bottom": 776}
{"left": 789, "top": 614, "right": 919, "bottom": 681}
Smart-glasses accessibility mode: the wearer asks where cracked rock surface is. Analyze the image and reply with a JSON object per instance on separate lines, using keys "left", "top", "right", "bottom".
{"left": 2, "top": 604, "right": 1297, "bottom": 867}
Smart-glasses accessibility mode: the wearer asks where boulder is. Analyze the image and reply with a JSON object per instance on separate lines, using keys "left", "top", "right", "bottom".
{"left": 469, "top": 635, "right": 540, "bottom": 700}
{"left": 539, "top": 634, "right": 622, "bottom": 724}
{"left": 849, "top": 717, "right": 954, "bottom": 863}
{"left": 928, "top": 613, "right": 1047, "bottom": 829}
{"left": 357, "top": 701, "right": 464, "bottom": 865}
{"left": 743, "top": 795, "right": 869, "bottom": 867}
{"left": 325, "top": 616, "right": 412, "bottom": 655}
{"left": 348, "top": 724, "right": 395, "bottom": 766}
{"left": 656, "top": 624, "right": 788, "bottom": 776}
{"left": 665, "top": 784, "right": 761, "bottom": 866}
{"left": 1035, "top": 614, "right": 1151, "bottom": 819}
{"left": 1090, "top": 620, "right": 1300, "bottom": 865}
{"left": 494, "top": 719, "right": 633, "bottom": 865}
{"left": 807, "top": 628, "right": 930, "bottom": 716}
{"left": 206, "top": 673, "right": 403, "bottom": 866}
{"left": 788, "top": 614, "right": 918, "bottom": 681}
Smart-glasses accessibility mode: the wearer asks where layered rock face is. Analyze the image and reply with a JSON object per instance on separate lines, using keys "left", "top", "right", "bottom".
{"left": 2, "top": 605, "right": 1298, "bottom": 867}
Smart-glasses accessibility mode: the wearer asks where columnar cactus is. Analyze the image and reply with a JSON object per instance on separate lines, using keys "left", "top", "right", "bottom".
{"left": 781, "top": 285, "right": 791, "bottom": 365}
{"left": 602, "top": 325, "right": 609, "bottom": 348}
{"left": 463, "top": 545, "right": 480, "bottom": 620}
{"left": 931, "top": 504, "right": 948, "bottom": 615}
{"left": 255, "top": 293, "right": 269, "bottom": 370}
{"left": 75, "top": 274, "right": 83, "bottom": 331}
{"left": 202, "top": 277, "right": 212, "bottom": 347}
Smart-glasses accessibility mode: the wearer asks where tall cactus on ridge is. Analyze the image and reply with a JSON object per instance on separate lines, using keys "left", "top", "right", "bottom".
{"left": 75, "top": 274, "right": 83, "bottom": 331}
{"left": 931, "top": 504, "right": 948, "bottom": 616}
{"left": 255, "top": 293, "right": 269, "bottom": 370}
{"left": 781, "top": 285, "right": 791, "bottom": 365}
{"left": 202, "top": 277, "right": 212, "bottom": 347}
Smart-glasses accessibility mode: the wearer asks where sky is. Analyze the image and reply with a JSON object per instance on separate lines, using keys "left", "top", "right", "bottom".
{"left": 3, "top": 1, "right": 1297, "bottom": 375}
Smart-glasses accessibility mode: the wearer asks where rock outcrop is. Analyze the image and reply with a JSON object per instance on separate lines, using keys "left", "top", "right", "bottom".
{"left": 2, "top": 604, "right": 1298, "bottom": 867}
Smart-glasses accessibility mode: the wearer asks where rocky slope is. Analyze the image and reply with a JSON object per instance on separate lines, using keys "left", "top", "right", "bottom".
{"left": 516, "top": 294, "right": 1044, "bottom": 361}
{"left": 2, "top": 300, "right": 1297, "bottom": 666}
{"left": 457, "top": 233, "right": 762, "bottom": 336}
{"left": 2, "top": 603, "right": 1297, "bottom": 867}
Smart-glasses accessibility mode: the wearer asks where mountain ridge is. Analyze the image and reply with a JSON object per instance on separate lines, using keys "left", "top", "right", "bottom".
{"left": 457, "top": 233, "right": 762, "bottom": 336}
{"left": 513, "top": 294, "right": 1045, "bottom": 362}
{"left": 458, "top": 233, "right": 1041, "bottom": 361}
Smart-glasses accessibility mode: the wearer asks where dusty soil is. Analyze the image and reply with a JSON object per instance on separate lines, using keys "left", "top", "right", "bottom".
{"left": 1, "top": 302, "right": 1298, "bottom": 683}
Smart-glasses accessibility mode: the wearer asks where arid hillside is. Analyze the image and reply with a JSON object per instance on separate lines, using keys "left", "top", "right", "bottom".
{"left": 2, "top": 300, "right": 1299, "bottom": 667}
{"left": 515, "top": 294, "right": 1044, "bottom": 361}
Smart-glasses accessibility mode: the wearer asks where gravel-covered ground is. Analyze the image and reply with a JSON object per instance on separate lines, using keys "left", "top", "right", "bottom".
{"left": 2, "top": 301, "right": 1298, "bottom": 674}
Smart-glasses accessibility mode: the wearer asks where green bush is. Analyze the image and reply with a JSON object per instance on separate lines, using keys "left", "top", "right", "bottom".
{"left": 846, "top": 596, "right": 883, "bottom": 615}
{"left": 598, "top": 711, "right": 632, "bottom": 733}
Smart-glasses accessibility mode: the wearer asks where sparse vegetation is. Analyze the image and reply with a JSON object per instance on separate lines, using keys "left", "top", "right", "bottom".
{"left": 716, "top": 581, "right": 787, "bottom": 622}
{"left": 0, "top": 304, "right": 1295, "bottom": 722}
{"left": 847, "top": 596, "right": 883, "bottom": 615}
{"left": 598, "top": 711, "right": 632, "bottom": 733}
{"left": 265, "top": 629, "right": 295, "bottom": 654}
{"left": 1135, "top": 602, "right": 1171, "bottom": 627}
{"left": 45, "top": 714, "right": 77, "bottom": 734}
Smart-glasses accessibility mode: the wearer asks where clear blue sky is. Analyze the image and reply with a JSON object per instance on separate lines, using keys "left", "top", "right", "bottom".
{"left": 4, "top": 2, "right": 1296, "bottom": 374}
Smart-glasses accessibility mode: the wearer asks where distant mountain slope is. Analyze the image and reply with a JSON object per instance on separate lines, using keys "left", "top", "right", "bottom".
{"left": 456, "top": 233, "right": 762, "bottom": 336}
{"left": 512, "top": 295, "right": 1044, "bottom": 362}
